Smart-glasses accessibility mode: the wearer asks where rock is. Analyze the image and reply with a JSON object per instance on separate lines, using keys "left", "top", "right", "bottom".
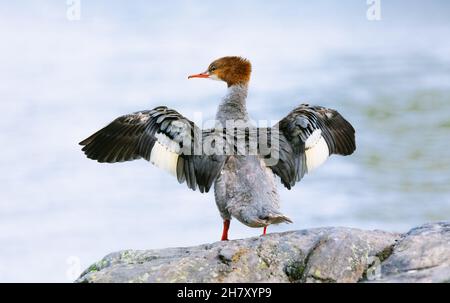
{"left": 370, "top": 222, "right": 450, "bottom": 283}
{"left": 76, "top": 222, "right": 450, "bottom": 283}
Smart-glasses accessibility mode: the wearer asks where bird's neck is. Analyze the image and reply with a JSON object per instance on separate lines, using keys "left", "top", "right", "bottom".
{"left": 216, "top": 84, "right": 249, "bottom": 125}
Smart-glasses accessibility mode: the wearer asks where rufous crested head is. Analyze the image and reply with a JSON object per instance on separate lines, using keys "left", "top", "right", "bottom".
{"left": 188, "top": 56, "right": 252, "bottom": 87}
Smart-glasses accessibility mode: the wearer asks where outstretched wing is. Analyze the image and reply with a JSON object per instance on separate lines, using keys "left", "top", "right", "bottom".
{"left": 267, "top": 104, "right": 356, "bottom": 189}
{"left": 79, "top": 106, "right": 226, "bottom": 193}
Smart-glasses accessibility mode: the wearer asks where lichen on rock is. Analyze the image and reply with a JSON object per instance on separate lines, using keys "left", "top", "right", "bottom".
{"left": 76, "top": 222, "right": 450, "bottom": 283}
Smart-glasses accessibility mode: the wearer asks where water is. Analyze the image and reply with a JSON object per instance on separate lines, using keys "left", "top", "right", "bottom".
{"left": 0, "top": 1, "right": 449, "bottom": 282}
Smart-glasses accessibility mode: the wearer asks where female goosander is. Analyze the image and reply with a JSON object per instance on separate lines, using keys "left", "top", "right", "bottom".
{"left": 79, "top": 56, "right": 356, "bottom": 241}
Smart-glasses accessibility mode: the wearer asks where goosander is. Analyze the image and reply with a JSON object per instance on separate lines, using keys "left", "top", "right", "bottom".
{"left": 79, "top": 56, "right": 356, "bottom": 240}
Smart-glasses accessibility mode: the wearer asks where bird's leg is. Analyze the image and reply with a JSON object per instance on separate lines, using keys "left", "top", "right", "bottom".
{"left": 221, "top": 219, "right": 230, "bottom": 241}
{"left": 262, "top": 226, "right": 267, "bottom": 236}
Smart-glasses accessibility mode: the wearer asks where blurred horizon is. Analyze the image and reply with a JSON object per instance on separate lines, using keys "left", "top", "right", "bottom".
{"left": 0, "top": 0, "right": 449, "bottom": 282}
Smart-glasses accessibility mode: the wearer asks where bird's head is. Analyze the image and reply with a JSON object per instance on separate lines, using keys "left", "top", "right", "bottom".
{"left": 188, "top": 56, "right": 252, "bottom": 87}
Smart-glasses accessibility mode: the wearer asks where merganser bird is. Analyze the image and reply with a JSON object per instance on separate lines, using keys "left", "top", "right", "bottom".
{"left": 79, "top": 56, "right": 356, "bottom": 241}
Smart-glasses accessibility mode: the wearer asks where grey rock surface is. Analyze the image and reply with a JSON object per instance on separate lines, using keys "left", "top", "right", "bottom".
{"left": 76, "top": 222, "right": 449, "bottom": 283}
{"left": 372, "top": 222, "right": 450, "bottom": 283}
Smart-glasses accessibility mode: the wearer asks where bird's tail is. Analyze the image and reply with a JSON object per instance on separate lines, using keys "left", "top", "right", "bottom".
{"left": 267, "top": 213, "right": 293, "bottom": 225}
{"left": 253, "top": 212, "right": 293, "bottom": 226}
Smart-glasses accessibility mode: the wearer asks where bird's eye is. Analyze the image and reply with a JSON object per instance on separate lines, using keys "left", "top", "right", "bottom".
{"left": 209, "top": 65, "right": 216, "bottom": 72}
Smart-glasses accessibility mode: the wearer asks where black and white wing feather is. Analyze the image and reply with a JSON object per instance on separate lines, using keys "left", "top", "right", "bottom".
{"left": 79, "top": 106, "right": 226, "bottom": 193}
{"left": 267, "top": 104, "right": 356, "bottom": 189}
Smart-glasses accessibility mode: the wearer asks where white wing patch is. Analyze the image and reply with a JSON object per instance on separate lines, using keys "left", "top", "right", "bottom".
{"left": 149, "top": 133, "right": 180, "bottom": 176}
{"left": 155, "top": 132, "right": 181, "bottom": 153}
{"left": 304, "top": 129, "right": 329, "bottom": 172}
